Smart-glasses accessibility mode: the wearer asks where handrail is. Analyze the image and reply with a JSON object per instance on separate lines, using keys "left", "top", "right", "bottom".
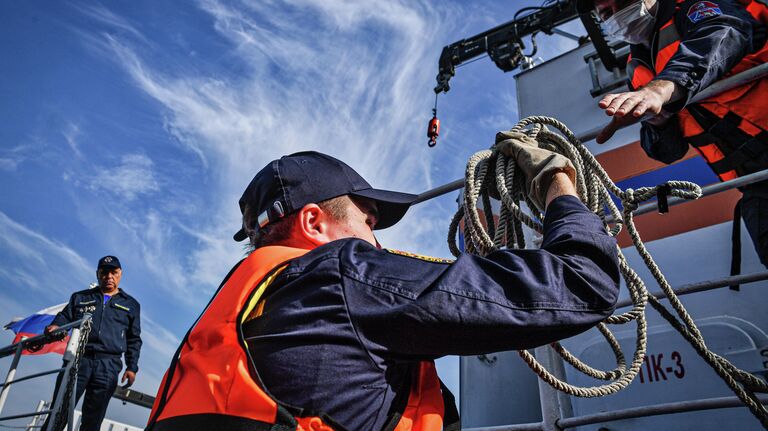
{"left": 0, "top": 314, "right": 92, "bottom": 431}
{"left": 615, "top": 271, "right": 768, "bottom": 309}
{"left": 558, "top": 394, "right": 768, "bottom": 429}
{"left": 0, "top": 410, "right": 53, "bottom": 421}
{"left": 0, "top": 410, "right": 54, "bottom": 422}
{"left": 631, "top": 168, "right": 768, "bottom": 217}
{"left": 0, "top": 368, "right": 66, "bottom": 390}
{"left": 0, "top": 317, "right": 88, "bottom": 359}
{"left": 577, "top": 62, "right": 768, "bottom": 143}
{"left": 464, "top": 394, "right": 768, "bottom": 430}
{"left": 413, "top": 179, "right": 464, "bottom": 205}
{"left": 413, "top": 63, "right": 768, "bottom": 205}
{"left": 113, "top": 387, "right": 155, "bottom": 409}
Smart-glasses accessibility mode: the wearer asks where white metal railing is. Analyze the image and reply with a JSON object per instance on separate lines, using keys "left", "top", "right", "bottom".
{"left": 24, "top": 401, "right": 143, "bottom": 431}
{"left": 0, "top": 314, "right": 92, "bottom": 431}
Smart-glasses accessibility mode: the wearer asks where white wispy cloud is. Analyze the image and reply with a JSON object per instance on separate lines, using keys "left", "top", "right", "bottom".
{"left": 139, "top": 314, "right": 181, "bottom": 374}
{"left": 0, "top": 158, "right": 21, "bottom": 171}
{"left": 0, "top": 211, "right": 93, "bottom": 296}
{"left": 0, "top": 144, "right": 32, "bottom": 172}
{"left": 65, "top": 0, "right": 467, "bottom": 304}
{"left": 89, "top": 154, "right": 160, "bottom": 201}
{"left": 74, "top": 2, "right": 149, "bottom": 44}
{"left": 62, "top": 122, "right": 83, "bottom": 158}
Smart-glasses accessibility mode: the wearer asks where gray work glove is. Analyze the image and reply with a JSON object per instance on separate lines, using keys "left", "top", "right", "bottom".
{"left": 494, "top": 131, "right": 576, "bottom": 211}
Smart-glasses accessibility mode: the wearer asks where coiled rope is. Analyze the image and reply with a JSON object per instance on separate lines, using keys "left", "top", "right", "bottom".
{"left": 448, "top": 116, "right": 768, "bottom": 428}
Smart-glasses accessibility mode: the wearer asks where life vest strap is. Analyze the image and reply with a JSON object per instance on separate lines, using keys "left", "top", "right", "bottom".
{"left": 686, "top": 107, "right": 743, "bottom": 146}
{"left": 439, "top": 380, "right": 461, "bottom": 431}
{"left": 709, "top": 131, "right": 768, "bottom": 174}
{"left": 686, "top": 106, "right": 768, "bottom": 174}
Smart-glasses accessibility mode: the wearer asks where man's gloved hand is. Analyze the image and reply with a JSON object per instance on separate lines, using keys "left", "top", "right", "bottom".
{"left": 495, "top": 131, "right": 576, "bottom": 211}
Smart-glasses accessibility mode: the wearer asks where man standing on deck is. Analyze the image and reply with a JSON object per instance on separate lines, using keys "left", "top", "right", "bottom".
{"left": 147, "top": 149, "right": 620, "bottom": 430}
{"left": 45, "top": 255, "right": 142, "bottom": 431}
{"left": 594, "top": 0, "right": 768, "bottom": 267}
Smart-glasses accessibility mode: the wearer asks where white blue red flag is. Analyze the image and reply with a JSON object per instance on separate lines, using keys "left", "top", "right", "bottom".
{"left": 4, "top": 303, "right": 68, "bottom": 355}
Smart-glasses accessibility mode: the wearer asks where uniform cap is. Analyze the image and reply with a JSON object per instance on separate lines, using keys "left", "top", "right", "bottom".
{"left": 234, "top": 151, "right": 418, "bottom": 241}
{"left": 97, "top": 255, "right": 121, "bottom": 270}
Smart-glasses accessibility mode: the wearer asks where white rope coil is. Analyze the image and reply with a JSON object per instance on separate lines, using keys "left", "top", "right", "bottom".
{"left": 449, "top": 116, "right": 768, "bottom": 428}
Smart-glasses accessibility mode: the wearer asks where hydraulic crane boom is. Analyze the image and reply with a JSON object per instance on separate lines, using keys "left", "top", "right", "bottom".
{"left": 434, "top": 0, "right": 578, "bottom": 94}
{"left": 433, "top": 0, "right": 620, "bottom": 94}
{"left": 426, "top": 0, "right": 621, "bottom": 147}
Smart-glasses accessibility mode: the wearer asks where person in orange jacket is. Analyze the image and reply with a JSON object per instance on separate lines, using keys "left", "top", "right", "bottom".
{"left": 594, "top": 0, "right": 768, "bottom": 267}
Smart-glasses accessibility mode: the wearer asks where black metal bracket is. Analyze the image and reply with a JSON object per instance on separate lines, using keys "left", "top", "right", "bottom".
{"left": 657, "top": 183, "right": 672, "bottom": 214}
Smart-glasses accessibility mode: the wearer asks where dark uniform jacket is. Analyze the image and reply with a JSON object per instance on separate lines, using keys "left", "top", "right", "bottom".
{"left": 243, "top": 196, "right": 620, "bottom": 430}
{"left": 52, "top": 288, "right": 142, "bottom": 372}
{"left": 634, "top": 0, "right": 767, "bottom": 163}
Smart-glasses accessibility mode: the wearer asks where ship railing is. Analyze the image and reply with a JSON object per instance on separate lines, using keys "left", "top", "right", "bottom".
{"left": 436, "top": 168, "right": 768, "bottom": 429}
{"left": 23, "top": 400, "right": 144, "bottom": 431}
{"left": 411, "top": 63, "right": 768, "bottom": 430}
{"left": 464, "top": 394, "right": 768, "bottom": 431}
{"left": 0, "top": 314, "right": 92, "bottom": 431}
{"left": 463, "top": 266, "right": 768, "bottom": 431}
{"left": 614, "top": 167, "right": 768, "bottom": 221}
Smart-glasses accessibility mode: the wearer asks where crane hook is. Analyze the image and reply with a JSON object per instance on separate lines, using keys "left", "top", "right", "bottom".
{"left": 427, "top": 94, "right": 440, "bottom": 147}
{"left": 427, "top": 109, "right": 440, "bottom": 147}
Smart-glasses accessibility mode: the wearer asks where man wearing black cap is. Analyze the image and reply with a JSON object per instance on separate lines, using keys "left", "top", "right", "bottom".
{"left": 148, "top": 150, "right": 619, "bottom": 431}
{"left": 45, "top": 255, "right": 142, "bottom": 431}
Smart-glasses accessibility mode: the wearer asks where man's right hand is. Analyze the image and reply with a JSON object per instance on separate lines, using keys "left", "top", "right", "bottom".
{"left": 44, "top": 324, "right": 60, "bottom": 335}
{"left": 495, "top": 131, "right": 577, "bottom": 211}
{"left": 596, "top": 79, "right": 683, "bottom": 144}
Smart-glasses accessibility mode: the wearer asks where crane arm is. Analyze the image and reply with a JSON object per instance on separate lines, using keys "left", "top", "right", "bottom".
{"left": 434, "top": 0, "right": 579, "bottom": 94}
{"left": 434, "top": 0, "right": 620, "bottom": 94}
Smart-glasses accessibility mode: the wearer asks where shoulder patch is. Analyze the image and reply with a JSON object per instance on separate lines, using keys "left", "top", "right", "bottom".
{"left": 386, "top": 249, "right": 454, "bottom": 264}
{"left": 687, "top": 1, "right": 722, "bottom": 23}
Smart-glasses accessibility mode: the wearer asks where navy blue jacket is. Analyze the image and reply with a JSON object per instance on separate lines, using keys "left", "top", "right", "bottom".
{"left": 243, "top": 196, "right": 620, "bottom": 430}
{"left": 634, "top": 0, "right": 767, "bottom": 163}
{"left": 52, "top": 288, "right": 142, "bottom": 372}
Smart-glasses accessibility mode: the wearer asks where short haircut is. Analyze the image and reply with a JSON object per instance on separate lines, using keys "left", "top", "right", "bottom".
{"left": 243, "top": 195, "right": 350, "bottom": 250}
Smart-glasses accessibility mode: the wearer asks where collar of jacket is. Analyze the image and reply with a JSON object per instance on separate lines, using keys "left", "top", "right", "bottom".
{"left": 90, "top": 288, "right": 127, "bottom": 299}
{"left": 629, "top": 0, "right": 679, "bottom": 65}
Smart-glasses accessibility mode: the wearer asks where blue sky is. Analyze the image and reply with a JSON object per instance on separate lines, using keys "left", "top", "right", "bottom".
{"left": 0, "top": 1, "right": 581, "bottom": 427}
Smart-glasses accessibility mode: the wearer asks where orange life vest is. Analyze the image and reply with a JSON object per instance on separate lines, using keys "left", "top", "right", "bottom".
{"left": 145, "top": 245, "right": 453, "bottom": 431}
{"left": 627, "top": 0, "right": 768, "bottom": 182}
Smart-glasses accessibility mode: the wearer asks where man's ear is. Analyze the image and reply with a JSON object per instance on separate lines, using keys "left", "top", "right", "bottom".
{"left": 296, "top": 203, "right": 334, "bottom": 246}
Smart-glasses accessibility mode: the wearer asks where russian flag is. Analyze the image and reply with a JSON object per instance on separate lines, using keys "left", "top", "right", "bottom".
{"left": 4, "top": 303, "right": 69, "bottom": 355}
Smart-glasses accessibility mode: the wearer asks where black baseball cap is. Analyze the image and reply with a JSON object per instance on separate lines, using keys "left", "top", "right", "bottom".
{"left": 97, "top": 255, "right": 121, "bottom": 270}
{"left": 233, "top": 151, "right": 418, "bottom": 241}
